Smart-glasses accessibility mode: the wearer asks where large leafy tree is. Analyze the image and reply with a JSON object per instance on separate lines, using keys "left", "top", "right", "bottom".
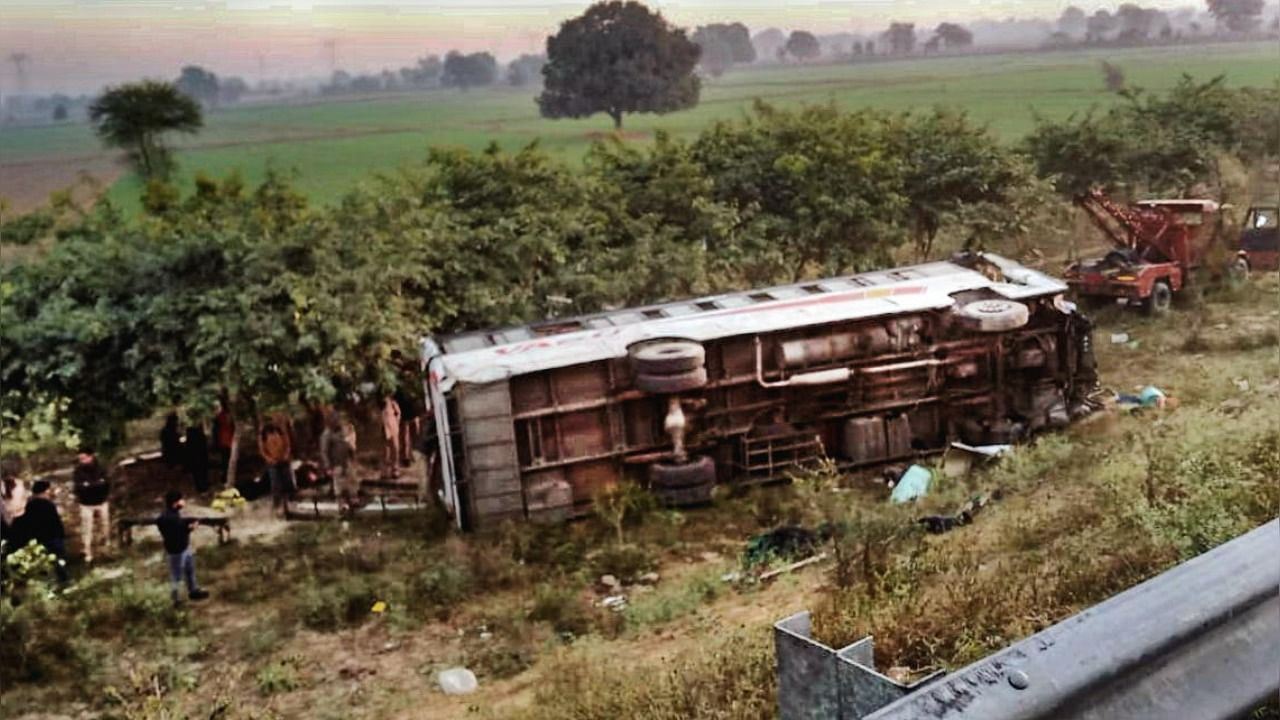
{"left": 538, "top": 1, "right": 701, "bottom": 129}
{"left": 883, "top": 23, "right": 917, "bottom": 54}
{"left": 692, "top": 22, "right": 755, "bottom": 76}
{"left": 888, "top": 109, "right": 1021, "bottom": 259}
{"left": 88, "top": 80, "right": 202, "bottom": 179}
{"left": 441, "top": 51, "right": 497, "bottom": 91}
{"left": 691, "top": 102, "right": 906, "bottom": 282}
{"left": 784, "top": 31, "right": 821, "bottom": 61}
{"left": 1206, "top": 0, "right": 1265, "bottom": 32}
{"left": 175, "top": 65, "right": 220, "bottom": 106}
{"left": 933, "top": 23, "right": 974, "bottom": 49}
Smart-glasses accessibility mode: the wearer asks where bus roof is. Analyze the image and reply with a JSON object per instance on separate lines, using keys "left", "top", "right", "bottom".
{"left": 426, "top": 253, "right": 1066, "bottom": 387}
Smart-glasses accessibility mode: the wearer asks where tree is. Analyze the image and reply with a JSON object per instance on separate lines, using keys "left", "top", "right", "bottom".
{"left": 883, "top": 23, "right": 917, "bottom": 54}
{"left": 1058, "top": 6, "right": 1088, "bottom": 37}
{"left": 1206, "top": 0, "right": 1265, "bottom": 32}
{"left": 51, "top": 104, "right": 67, "bottom": 121}
{"left": 442, "top": 51, "right": 497, "bottom": 91}
{"left": 752, "top": 28, "right": 787, "bottom": 61}
{"left": 219, "top": 76, "right": 248, "bottom": 104}
{"left": 507, "top": 54, "right": 546, "bottom": 87}
{"left": 692, "top": 23, "right": 755, "bottom": 70}
{"left": 888, "top": 109, "right": 1021, "bottom": 259}
{"left": 1100, "top": 61, "right": 1127, "bottom": 92}
{"left": 400, "top": 55, "right": 442, "bottom": 87}
{"left": 1086, "top": 10, "right": 1117, "bottom": 42}
{"left": 175, "top": 65, "right": 220, "bottom": 107}
{"left": 784, "top": 31, "right": 821, "bottom": 61}
{"left": 933, "top": 22, "right": 974, "bottom": 49}
{"left": 538, "top": 1, "right": 701, "bottom": 129}
{"left": 88, "top": 81, "right": 202, "bottom": 179}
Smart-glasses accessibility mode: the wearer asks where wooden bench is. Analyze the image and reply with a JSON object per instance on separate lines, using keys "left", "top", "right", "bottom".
{"left": 117, "top": 515, "right": 231, "bottom": 546}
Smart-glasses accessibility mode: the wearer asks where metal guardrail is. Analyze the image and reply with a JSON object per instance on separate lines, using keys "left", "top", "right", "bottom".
{"left": 776, "top": 518, "right": 1280, "bottom": 720}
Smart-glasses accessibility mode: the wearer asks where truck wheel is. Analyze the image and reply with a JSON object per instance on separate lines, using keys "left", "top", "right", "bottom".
{"left": 635, "top": 367, "right": 707, "bottom": 394}
{"left": 629, "top": 339, "right": 705, "bottom": 375}
{"left": 649, "top": 455, "right": 716, "bottom": 489}
{"left": 1227, "top": 257, "right": 1250, "bottom": 288}
{"left": 1145, "top": 281, "right": 1173, "bottom": 316}
{"left": 653, "top": 481, "right": 715, "bottom": 507}
{"left": 955, "top": 299, "right": 1030, "bottom": 333}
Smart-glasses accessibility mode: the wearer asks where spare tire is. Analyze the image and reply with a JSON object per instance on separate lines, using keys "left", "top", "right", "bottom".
{"left": 635, "top": 367, "right": 708, "bottom": 394}
{"left": 955, "top": 299, "right": 1030, "bottom": 333}
{"left": 649, "top": 455, "right": 716, "bottom": 489}
{"left": 630, "top": 339, "right": 705, "bottom": 375}
{"left": 653, "top": 481, "right": 715, "bottom": 508}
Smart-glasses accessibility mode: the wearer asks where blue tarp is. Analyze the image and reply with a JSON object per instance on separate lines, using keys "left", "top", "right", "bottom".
{"left": 890, "top": 465, "right": 933, "bottom": 504}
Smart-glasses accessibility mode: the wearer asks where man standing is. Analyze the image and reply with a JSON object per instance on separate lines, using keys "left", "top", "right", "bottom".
{"left": 156, "top": 490, "right": 210, "bottom": 605}
{"left": 320, "top": 411, "right": 358, "bottom": 511}
{"left": 72, "top": 448, "right": 111, "bottom": 564}
{"left": 258, "top": 416, "right": 294, "bottom": 517}
{"left": 185, "top": 421, "right": 211, "bottom": 493}
{"left": 381, "top": 395, "right": 401, "bottom": 479}
{"left": 18, "top": 480, "right": 69, "bottom": 584}
{"left": 394, "top": 385, "right": 421, "bottom": 468}
{"left": 211, "top": 399, "right": 236, "bottom": 482}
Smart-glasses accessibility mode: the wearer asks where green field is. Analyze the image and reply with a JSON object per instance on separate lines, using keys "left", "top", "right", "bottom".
{"left": 1, "top": 41, "right": 1276, "bottom": 212}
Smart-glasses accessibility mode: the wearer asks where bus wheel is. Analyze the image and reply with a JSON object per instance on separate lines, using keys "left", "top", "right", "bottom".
{"left": 1145, "top": 281, "right": 1173, "bottom": 316}
{"left": 635, "top": 367, "right": 707, "bottom": 393}
{"left": 649, "top": 455, "right": 716, "bottom": 489}
{"left": 955, "top": 299, "right": 1030, "bottom": 332}
{"left": 629, "top": 339, "right": 705, "bottom": 375}
{"left": 1227, "top": 257, "right": 1250, "bottom": 289}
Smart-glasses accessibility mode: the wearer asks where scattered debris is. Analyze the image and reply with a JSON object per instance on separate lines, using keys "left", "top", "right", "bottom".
{"left": 1233, "top": 378, "right": 1250, "bottom": 393}
{"left": 759, "top": 552, "right": 829, "bottom": 582}
{"left": 437, "top": 667, "right": 478, "bottom": 695}
{"left": 943, "top": 442, "right": 1013, "bottom": 477}
{"left": 598, "top": 595, "right": 628, "bottom": 612}
{"left": 599, "top": 574, "right": 620, "bottom": 590}
{"left": 720, "top": 570, "right": 742, "bottom": 583}
{"left": 638, "top": 571, "right": 660, "bottom": 585}
{"left": 1117, "top": 385, "right": 1170, "bottom": 411}
{"left": 743, "top": 526, "right": 824, "bottom": 567}
{"left": 1110, "top": 332, "right": 1131, "bottom": 344}
{"left": 918, "top": 490, "right": 1001, "bottom": 534}
{"left": 890, "top": 465, "right": 933, "bottom": 504}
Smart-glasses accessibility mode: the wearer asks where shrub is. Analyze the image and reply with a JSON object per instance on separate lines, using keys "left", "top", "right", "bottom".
{"left": 407, "top": 562, "right": 473, "bottom": 618}
{"left": 589, "top": 543, "right": 657, "bottom": 583}
{"left": 527, "top": 582, "right": 593, "bottom": 637}
{"left": 256, "top": 656, "right": 302, "bottom": 696}
{"left": 298, "top": 575, "right": 377, "bottom": 631}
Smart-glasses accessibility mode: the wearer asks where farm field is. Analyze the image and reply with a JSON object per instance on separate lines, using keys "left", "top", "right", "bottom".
{"left": 0, "top": 41, "right": 1277, "bottom": 214}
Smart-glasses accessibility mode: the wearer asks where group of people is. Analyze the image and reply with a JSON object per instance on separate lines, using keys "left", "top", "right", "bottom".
{"left": 1, "top": 448, "right": 115, "bottom": 584}
{"left": 160, "top": 401, "right": 237, "bottom": 494}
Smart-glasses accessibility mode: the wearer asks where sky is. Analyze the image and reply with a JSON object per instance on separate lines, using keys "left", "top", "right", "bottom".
{"left": 0, "top": 0, "right": 1211, "bottom": 94}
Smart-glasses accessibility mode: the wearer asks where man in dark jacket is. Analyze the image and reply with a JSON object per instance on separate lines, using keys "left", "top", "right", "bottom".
{"left": 17, "top": 479, "right": 69, "bottom": 584}
{"left": 157, "top": 490, "right": 210, "bottom": 605}
{"left": 185, "top": 422, "right": 211, "bottom": 493}
{"left": 72, "top": 448, "right": 111, "bottom": 563}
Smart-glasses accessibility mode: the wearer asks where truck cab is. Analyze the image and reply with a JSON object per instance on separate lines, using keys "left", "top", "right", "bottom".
{"left": 1239, "top": 205, "right": 1279, "bottom": 272}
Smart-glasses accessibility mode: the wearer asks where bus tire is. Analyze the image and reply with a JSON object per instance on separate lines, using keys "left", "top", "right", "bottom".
{"left": 635, "top": 367, "right": 707, "bottom": 394}
{"left": 653, "top": 481, "right": 715, "bottom": 507}
{"left": 649, "top": 455, "right": 716, "bottom": 490}
{"left": 1145, "top": 281, "right": 1172, "bottom": 315}
{"left": 955, "top": 299, "right": 1030, "bottom": 332}
{"left": 629, "top": 339, "right": 705, "bottom": 375}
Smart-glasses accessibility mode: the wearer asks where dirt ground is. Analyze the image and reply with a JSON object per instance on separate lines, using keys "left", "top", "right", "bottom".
{"left": 0, "top": 155, "right": 122, "bottom": 214}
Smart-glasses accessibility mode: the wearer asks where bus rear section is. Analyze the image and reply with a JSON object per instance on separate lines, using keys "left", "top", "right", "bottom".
{"left": 424, "top": 252, "right": 1098, "bottom": 529}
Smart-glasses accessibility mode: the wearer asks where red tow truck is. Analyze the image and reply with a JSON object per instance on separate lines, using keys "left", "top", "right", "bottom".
{"left": 1064, "top": 189, "right": 1233, "bottom": 314}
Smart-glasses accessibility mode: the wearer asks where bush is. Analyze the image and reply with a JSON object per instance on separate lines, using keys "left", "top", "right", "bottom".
{"left": 527, "top": 582, "right": 593, "bottom": 637}
{"left": 256, "top": 656, "right": 302, "bottom": 696}
{"left": 588, "top": 543, "right": 657, "bottom": 583}
{"left": 298, "top": 575, "right": 378, "bottom": 631}
{"left": 407, "top": 562, "right": 473, "bottom": 618}
{"left": 81, "top": 582, "right": 187, "bottom": 639}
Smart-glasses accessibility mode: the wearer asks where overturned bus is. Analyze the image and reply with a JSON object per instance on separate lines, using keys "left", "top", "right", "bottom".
{"left": 423, "top": 253, "right": 1098, "bottom": 530}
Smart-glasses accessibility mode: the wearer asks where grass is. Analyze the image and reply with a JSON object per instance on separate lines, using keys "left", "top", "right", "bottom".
{"left": 1, "top": 41, "right": 1276, "bottom": 214}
